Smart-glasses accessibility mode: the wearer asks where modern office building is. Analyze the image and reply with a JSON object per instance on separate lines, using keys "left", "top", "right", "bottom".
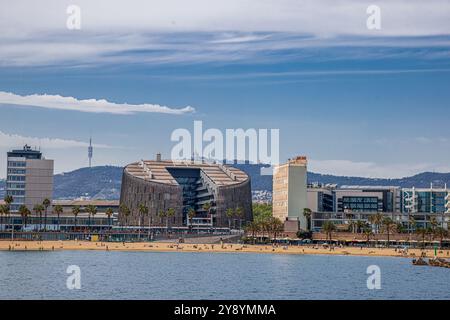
{"left": 335, "top": 186, "right": 402, "bottom": 213}
{"left": 272, "top": 156, "right": 308, "bottom": 229}
{"left": 307, "top": 183, "right": 336, "bottom": 213}
{"left": 402, "top": 186, "right": 449, "bottom": 229}
{"left": 119, "top": 157, "right": 252, "bottom": 228}
{"left": 6, "top": 145, "right": 54, "bottom": 212}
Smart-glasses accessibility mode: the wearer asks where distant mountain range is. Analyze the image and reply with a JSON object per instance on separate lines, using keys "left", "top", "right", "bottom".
{"left": 1, "top": 164, "right": 449, "bottom": 200}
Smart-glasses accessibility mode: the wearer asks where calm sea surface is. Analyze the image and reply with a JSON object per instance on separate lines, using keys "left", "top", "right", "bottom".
{"left": 0, "top": 251, "right": 449, "bottom": 300}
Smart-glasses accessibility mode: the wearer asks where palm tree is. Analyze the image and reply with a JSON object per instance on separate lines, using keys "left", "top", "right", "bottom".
{"left": 225, "top": 208, "right": 234, "bottom": 229}
{"left": 53, "top": 205, "right": 63, "bottom": 231}
{"left": 268, "top": 217, "right": 284, "bottom": 243}
{"left": 19, "top": 205, "right": 30, "bottom": 229}
{"left": 435, "top": 227, "right": 448, "bottom": 249}
{"left": 119, "top": 204, "right": 130, "bottom": 226}
{"left": 138, "top": 204, "right": 148, "bottom": 239}
{"left": 85, "top": 205, "right": 97, "bottom": 228}
{"left": 203, "top": 202, "right": 212, "bottom": 226}
{"left": 166, "top": 208, "right": 175, "bottom": 229}
{"left": 72, "top": 205, "right": 80, "bottom": 229}
{"left": 138, "top": 204, "right": 148, "bottom": 226}
{"left": 259, "top": 217, "right": 271, "bottom": 243}
{"left": 368, "top": 214, "right": 376, "bottom": 232}
{"left": 322, "top": 221, "right": 336, "bottom": 245}
{"left": 348, "top": 221, "right": 357, "bottom": 233}
{"left": 416, "top": 227, "right": 428, "bottom": 249}
{"left": 374, "top": 212, "right": 383, "bottom": 234}
{"left": 158, "top": 209, "right": 166, "bottom": 226}
{"left": 105, "top": 208, "right": 114, "bottom": 227}
{"left": 356, "top": 220, "right": 366, "bottom": 234}
{"left": 303, "top": 208, "right": 312, "bottom": 231}
{"left": 245, "top": 221, "right": 260, "bottom": 244}
{"left": 430, "top": 216, "right": 439, "bottom": 240}
{"left": 235, "top": 206, "right": 244, "bottom": 230}
{"left": 188, "top": 207, "right": 196, "bottom": 228}
{"left": 33, "top": 204, "right": 45, "bottom": 231}
{"left": 0, "top": 204, "right": 5, "bottom": 231}
{"left": 382, "top": 217, "right": 395, "bottom": 247}
{"left": 42, "top": 198, "right": 51, "bottom": 231}
{"left": 4, "top": 195, "right": 13, "bottom": 233}
{"left": 363, "top": 227, "right": 373, "bottom": 246}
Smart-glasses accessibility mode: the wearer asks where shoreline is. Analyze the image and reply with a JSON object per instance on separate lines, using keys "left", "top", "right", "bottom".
{"left": 1, "top": 240, "right": 450, "bottom": 259}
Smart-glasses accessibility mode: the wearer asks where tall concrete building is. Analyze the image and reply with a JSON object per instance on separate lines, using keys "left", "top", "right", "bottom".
{"left": 6, "top": 145, "right": 54, "bottom": 212}
{"left": 272, "top": 156, "right": 308, "bottom": 230}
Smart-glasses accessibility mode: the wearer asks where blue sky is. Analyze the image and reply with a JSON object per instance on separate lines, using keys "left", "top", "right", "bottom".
{"left": 1, "top": 0, "right": 450, "bottom": 178}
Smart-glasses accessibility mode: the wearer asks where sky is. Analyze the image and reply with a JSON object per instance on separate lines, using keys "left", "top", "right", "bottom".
{"left": 1, "top": 0, "right": 450, "bottom": 178}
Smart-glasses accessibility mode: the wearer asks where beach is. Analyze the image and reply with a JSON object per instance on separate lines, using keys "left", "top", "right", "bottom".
{"left": 1, "top": 240, "right": 449, "bottom": 259}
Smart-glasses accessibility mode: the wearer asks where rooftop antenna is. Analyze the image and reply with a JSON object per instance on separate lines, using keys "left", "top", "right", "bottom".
{"left": 88, "top": 136, "right": 93, "bottom": 168}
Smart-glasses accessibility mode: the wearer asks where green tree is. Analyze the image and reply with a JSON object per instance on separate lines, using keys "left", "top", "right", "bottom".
{"left": 4, "top": 196, "right": 13, "bottom": 232}
{"left": 85, "top": 205, "right": 97, "bottom": 228}
{"left": 42, "top": 198, "right": 51, "bottom": 231}
{"left": 382, "top": 217, "right": 395, "bottom": 247}
{"left": 72, "top": 205, "right": 80, "bottom": 229}
{"left": 303, "top": 208, "right": 312, "bottom": 231}
{"left": 363, "top": 227, "right": 374, "bottom": 246}
{"left": 268, "top": 216, "right": 284, "bottom": 243}
{"left": 374, "top": 212, "right": 383, "bottom": 234}
{"left": 33, "top": 204, "right": 45, "bottom": 231}
{"left": 19, "top": 205, "right": 30, "bottom": 229}
{"left": 245, "top": 221, "right": 260, "bottom": 244}
{"left": 53, "top": 204, "right": 63, "bottom": 231}
{"left": 105, "top": 208, "right": 114, "bottom": 227}
{"left": 166, "top": 208, "right": 176, "bottom": 229}
{"left": 235, "top": 206, "right": 244, "bottom": 230}
{"left": 225, "top": 208, "right": 234, "bottom": 229}
{"left": 138, "top": 204, "right": 148, "bottom": 227}
{"left": 158, "top": 209, "right": 166, "bottom": 226}
{"left": 252, "top": 203, "right": 272, "bottom": 223}
{"left": 435, "top": 227, "right": 448, "bottom": 249}
{"left": 0, "top": 205, "right": 6, "bottom": 231}
{"left": 188, "top": 207, "right": 196, "bottom": 227}
{"left": 119, "top": 204, "right": 130, "bottom": 226}
{"left": 322, "top": 221, "right": 336, "bottom": 245}
{"left": 416, "top": 227, "right": 428, "bottom": 249}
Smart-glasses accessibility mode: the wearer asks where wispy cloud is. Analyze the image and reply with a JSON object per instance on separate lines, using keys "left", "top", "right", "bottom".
{"left": 1, "top": 1, "right": 450, "bottom": 67}
{"left": 0, "top": 91, "right": 195, "bottom": 115}
{"left": 0, "top": 131, "right": 112, "bottom": 149}
{"left": 309, "top": 159, "right": 450, "bottom": 178}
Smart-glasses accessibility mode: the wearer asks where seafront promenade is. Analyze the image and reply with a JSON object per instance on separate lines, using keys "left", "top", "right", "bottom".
{"left": 1, "top": 240, "right": 449, "bottom": 259}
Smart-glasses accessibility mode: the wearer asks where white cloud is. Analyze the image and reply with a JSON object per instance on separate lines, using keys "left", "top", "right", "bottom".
{"left": 0, "top": 131, "right": 112, "bottom": 149}
{"left": 0, "top": 91, "right": 195, "bottom": 115}
{"left": 2, "top": 0, "right": 450, "bottom": 36}
{"left": 1, "top": 0, "right": 450, "bottom": 66}
{"left": 309, "top": 159, "right": 450, "bottom": 178}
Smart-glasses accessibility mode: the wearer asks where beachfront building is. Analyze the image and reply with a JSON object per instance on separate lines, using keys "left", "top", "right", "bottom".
{"left": 0, "top": 199, "right": 119, "bottom": 234}
{"left": 335, "top": 186, "right": 402, "bottom": 214}
{"left": 272, "top": 156, "right": 308, "bottom": 230}
{"left": 307, "top": 183, "right": 336, "bottom": 213}
{"left": 310, "top": 184, "right": 449, "bottom": 232}
{"left": 402, "top": 186, "right": 449, "bottom": 229}
{"left": 6, "top": 145, "right": 53, "bottom": 212}
{"left": 119, "top": 156, "right": 253, "bottom": 228}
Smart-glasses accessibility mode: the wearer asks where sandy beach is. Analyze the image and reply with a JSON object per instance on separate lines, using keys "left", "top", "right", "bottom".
{"left": 1, "top": 240, "right": 449, "bottom": 259}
